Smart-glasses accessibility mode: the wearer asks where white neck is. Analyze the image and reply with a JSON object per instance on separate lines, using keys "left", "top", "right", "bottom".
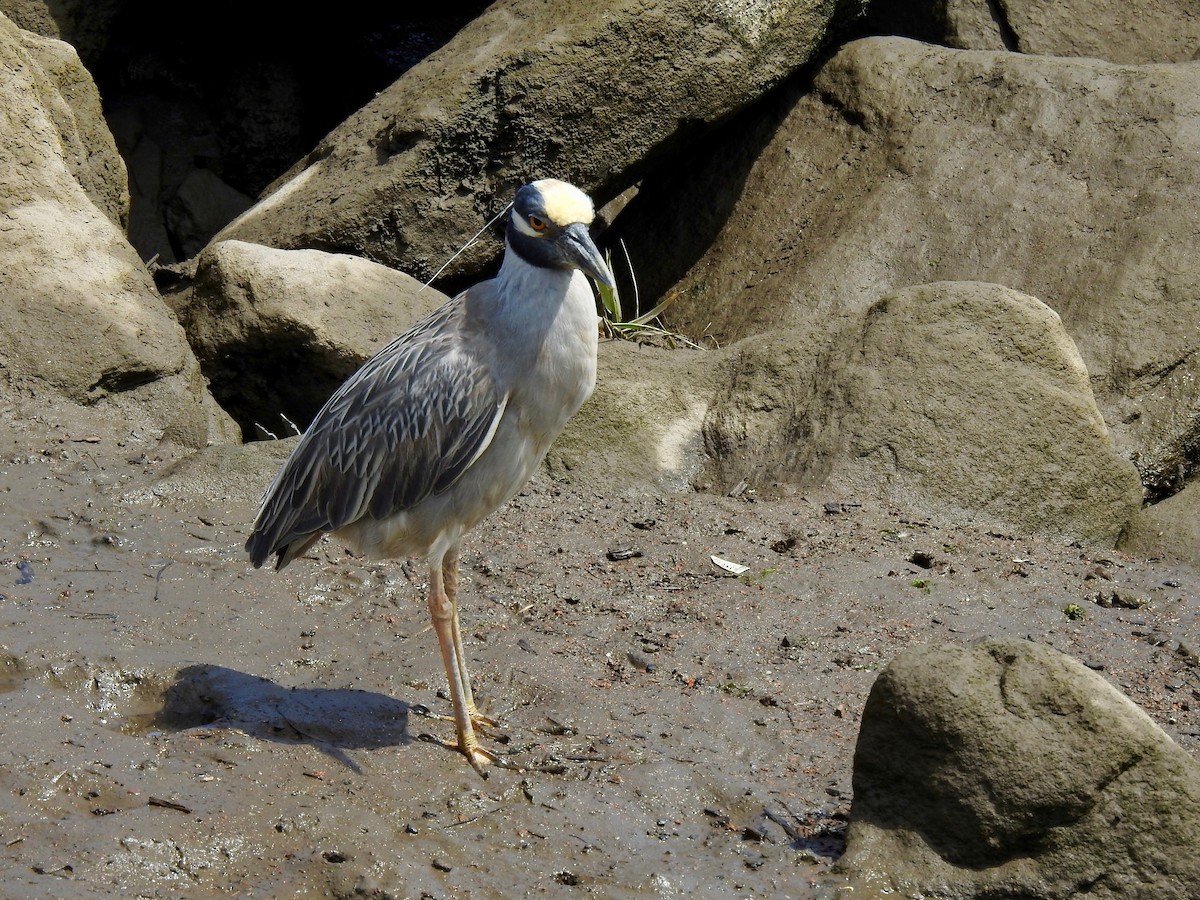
{"left": 495, "top": 239, "right": 573, "bottom": 307}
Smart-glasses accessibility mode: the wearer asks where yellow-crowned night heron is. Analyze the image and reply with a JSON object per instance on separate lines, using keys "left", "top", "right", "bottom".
{"left": 246, "top": 179, "right": 614, "bottom": 774}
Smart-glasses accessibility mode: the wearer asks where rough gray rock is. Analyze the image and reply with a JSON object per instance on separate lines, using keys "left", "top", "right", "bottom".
{"left": 0, "top": 0, "right": 126, "bottom": 66}
{"left": 838, "top": 639, "right": 1200, "bottom": 899}
{"left": 1119, "top": 481, "right": 1200, "bottom": 567}
{"left": 214, "top": 0, "right": 855, "bottom": 286}
{"left": 551, "top": 339, "right": 717, "bottom": 491}
{"left": 994, "top": 0, "right": 1200, "bottom": 62}
{"left": 0, "top": 13, "right": 128, "bottom": 227}
{"left": 169, "top": 240, "right": 450, "bottom": 439}
{"left": 0, "top": 14, "right": 233, "bottom": 447}
{"left": 616, "top": 36, "right": 1200, "bottom": 500}
{"left": 867, "top": 0, "right": 1200, "bottom": 63}
{"left": 703, "top": 282, "right": 1142, "bottom": 546}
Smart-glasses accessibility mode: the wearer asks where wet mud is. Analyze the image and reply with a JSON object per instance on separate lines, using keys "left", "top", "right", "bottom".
{"left": 0, "top": 411, "right": 1196, "bottom": 897}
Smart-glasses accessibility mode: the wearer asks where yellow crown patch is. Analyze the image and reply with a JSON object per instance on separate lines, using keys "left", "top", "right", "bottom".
{"left": 533, "top": 179, "right": 595, "bottom": 227}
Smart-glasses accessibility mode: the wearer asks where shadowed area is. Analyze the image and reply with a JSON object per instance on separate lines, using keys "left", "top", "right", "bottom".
{"left": 153, "top": 664, "right": 410, "bottom": 771}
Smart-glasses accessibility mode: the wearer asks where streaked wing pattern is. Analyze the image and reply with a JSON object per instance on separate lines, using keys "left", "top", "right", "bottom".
{"left": 247, "top": 299, "right": 505, "bottom": 567}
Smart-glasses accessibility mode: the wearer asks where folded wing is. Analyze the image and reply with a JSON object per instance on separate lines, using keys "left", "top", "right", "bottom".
{"left": 246, "top": 301, "right": 507, "bottom": 569}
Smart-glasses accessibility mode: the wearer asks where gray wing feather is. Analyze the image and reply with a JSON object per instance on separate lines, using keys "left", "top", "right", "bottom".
{"left": 246, "top": 299, "right": 506, "bottom": 568}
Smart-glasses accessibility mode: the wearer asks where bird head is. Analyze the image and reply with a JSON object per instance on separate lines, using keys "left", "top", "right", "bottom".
{"left": 507, "top": 179, "right": 615, "bottom": 289}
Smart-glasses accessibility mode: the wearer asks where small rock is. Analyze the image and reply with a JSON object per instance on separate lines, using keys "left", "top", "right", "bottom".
{"left": 1092, "top": 590, "right": 1149, "bottom": 609}
{"left": 607, "top": 546, "right": 642, "bottom": 561}
{"left": 627, "top": 651, "right": 656, "bottom": 673}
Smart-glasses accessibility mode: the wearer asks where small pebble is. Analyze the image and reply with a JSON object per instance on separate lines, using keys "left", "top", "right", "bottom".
{"left": 607, "top": 547, "right": 642, "bottom": 561}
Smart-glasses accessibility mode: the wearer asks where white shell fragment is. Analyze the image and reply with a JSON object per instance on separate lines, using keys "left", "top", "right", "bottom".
{"left": 710, "top": 555, "right": 749, "bottom": 575}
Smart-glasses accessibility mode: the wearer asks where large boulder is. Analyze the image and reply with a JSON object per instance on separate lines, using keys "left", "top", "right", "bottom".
{"left": 0, "top": 13, "right": 127, "bottom": 227}
{"left": 864, "top": 0, "right": 1200, "bottom": 63}
{"left": 838, "top": 639, "right": 1200, "bottom": 898}
{"left": 703, "top": 282, "right": 1143, "bottom": 545}
{"left": 0, "top": 14, "right": 232, "bottom": 446}
{"left": 168, "top": 240, "right": 449, "bottom": 438}
{"left": 214, "top": 0, "right": 855, "bottom": 287}
{"left": 613, "top": 36, "right": 1200, "bottom": 499}
{"left": 1119, "top": 480, "right": 1200, "bottom": 567}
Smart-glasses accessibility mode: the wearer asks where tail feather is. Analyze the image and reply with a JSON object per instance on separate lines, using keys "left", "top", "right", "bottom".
{"left": 245, "top": 529, "right": 273, "bottom": 569}
{"left": 245, "top": 528, "right": 323, "bottom": 571}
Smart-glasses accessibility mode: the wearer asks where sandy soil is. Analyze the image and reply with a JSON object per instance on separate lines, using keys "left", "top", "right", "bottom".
{"left": 0, "top": 406, "right": 1197, "bottom": 898}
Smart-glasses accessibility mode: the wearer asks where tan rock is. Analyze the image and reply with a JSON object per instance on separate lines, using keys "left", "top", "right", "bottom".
{"left": 703, "top": 282, "right": 1143, "bottom": 545}
{"left": 172, "top": 240, "right": 449, "bottom": 438}
{"left": 616, "top": 37, "right": 1200, "bottom": 498}
{"left": 840, "top": 639, "right": 1200, "bottom": 898}
{"left": 0, "top": 13, "right": 233, "bottom": 447}
{"left": 214, "top": 0, "right": 851, "bottom": 285}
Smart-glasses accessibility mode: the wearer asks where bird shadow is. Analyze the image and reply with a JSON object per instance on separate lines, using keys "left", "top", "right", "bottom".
{"left": 152, "top": 664, "right": 411, "bottom": 774}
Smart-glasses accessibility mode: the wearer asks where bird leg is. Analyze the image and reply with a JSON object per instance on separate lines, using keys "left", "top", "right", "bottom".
{"left": 441, "top": 547, "right": 501, "bottom": 731}
{"left": 427, "top": 558, "right": 496, "bottom": 775}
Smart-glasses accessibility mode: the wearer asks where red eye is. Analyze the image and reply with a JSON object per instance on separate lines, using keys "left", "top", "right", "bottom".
{"left": 528, "top": 215, "right": 547, "bottom": 232}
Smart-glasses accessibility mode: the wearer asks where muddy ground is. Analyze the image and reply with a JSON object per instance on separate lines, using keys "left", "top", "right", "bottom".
{"left": 0, "top": 404, "right": 1197, "bottom": 899}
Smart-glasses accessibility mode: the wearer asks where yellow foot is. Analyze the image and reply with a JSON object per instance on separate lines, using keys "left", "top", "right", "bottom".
{"left": 469, "top": 708, "right": 506, "bottom": 742}
{"left": 416, "top": 732, "right": 500, "bottom": 778}
{"left": 469, "top": 709, "right": 501, "bottom": 729}
{"left": 416, "top": 703, "right": 507, "bottom": 741}
{"left": 460, "top": 742, "right": 499, "bottom": 778}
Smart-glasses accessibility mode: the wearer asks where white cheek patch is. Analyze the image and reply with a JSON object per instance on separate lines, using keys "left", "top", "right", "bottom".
{"left": 534, "top": 179, "right": 595, "bottom": 227}
{"left": 511, "top": 211, "right": 544, "bottom": 238}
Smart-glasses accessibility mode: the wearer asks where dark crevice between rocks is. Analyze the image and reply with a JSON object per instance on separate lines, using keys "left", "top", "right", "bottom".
{"left": 987, "top": 0, "right": 1022, "bottom": 52}
{"left": 191, "top": 335, "right": 360, "bottom": 442}
{"left": 1140, "top": 420, "right": 1200, "bottom": 504}
{"left": 582, "top": 0, "right": 868, "bottom": 329}
{"left": 851, "top": 0, "right": 1019, "bottom": 52}
{"left": 82, "top": 5, "right": 491, "bottom": 266}
{"left": 600, "top": 73, "right": 811, "bottom": 329}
